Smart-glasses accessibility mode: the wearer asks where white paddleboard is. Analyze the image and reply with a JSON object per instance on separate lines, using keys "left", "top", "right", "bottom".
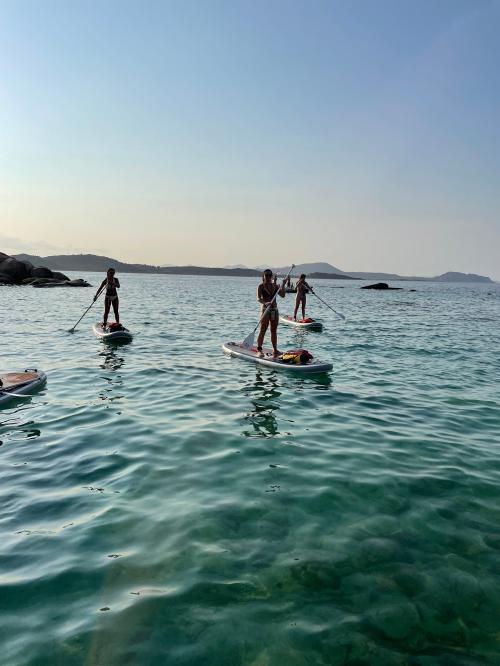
{"left": 279, "top": 315, "right": 323, "bottom": 330}
{"left": 0, "top": 370, "right": 47, "bottom": 407}
{"left": 222, "top": 342, "right": 332, "bottom": 373}
{"left": 93, "top": 323, "right": 133, "bottom": 341}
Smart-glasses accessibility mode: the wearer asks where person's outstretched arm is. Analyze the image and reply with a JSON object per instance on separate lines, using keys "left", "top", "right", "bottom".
{"left": 94, "top": 279, "right": 106, "bottom": 301}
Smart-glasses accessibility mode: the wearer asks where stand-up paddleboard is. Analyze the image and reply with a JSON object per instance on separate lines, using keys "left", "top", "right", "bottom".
{"left": 279, "top": 315, "right": 323, "bottom": 330}
{"left": 222, "top": 342, "right": 332, "bottom": 373}
{"left": 93, "top": 323, "right": 133, "bottom": 342}
{"left": 0, "top": 370, "right": 47, "bottom": 407}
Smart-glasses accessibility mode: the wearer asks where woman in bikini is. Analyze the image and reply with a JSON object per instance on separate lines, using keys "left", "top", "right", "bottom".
{"left": 256, "top": 269, "right": 286, "bottom": 357}
{"left": 94, "top": 268, "right": 120, "bottom": 328}
{"left": 293, "top": 273, "right": 313, "bottom": 320}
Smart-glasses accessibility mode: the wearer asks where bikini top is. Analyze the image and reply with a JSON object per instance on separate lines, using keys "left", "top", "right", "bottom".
{"left": 260, "top": 283, "right": 279, "bottom": 309}
{"left": 296, "top": 280, "right": 309, "bottom": 295}
{"left": 106, "top": 278, "right": 118, "bottom": 297}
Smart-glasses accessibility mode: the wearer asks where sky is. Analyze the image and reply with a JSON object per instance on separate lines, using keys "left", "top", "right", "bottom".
{"left": 1, "top": 0, "right": 499, "bottom": 277}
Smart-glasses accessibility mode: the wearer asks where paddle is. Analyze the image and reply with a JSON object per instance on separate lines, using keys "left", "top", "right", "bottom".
{"left": 68, "top": 286, "right": 104, "bottom": 333}
{"left": 311, "top": 290, "right": 346, "bottom": 321}
{"left": 242, "top": 264, "right": 295, "bottom": 349}
{"left": 0, "top": 390, "right": 32, "bottom": 399}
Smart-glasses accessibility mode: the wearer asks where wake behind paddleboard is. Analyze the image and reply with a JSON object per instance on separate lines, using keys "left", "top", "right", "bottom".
{"left": 93, "top": 323, "right": 133, "bottom": 342}
{"left": 279, "top": 315, "right": 323, "bottom": 330}
{"left": 0, "top": 370, "right": 47, "bottom": 407}
{"left": 222, "top": 342, "right": 332, "bottom": 373}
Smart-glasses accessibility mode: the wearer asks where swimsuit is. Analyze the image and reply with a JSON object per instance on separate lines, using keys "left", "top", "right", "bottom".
{"left": 296, "top": 281, "right": 309, "bottom": 300}
{"left": 105, "top": 280, "right": 119, "bottom": 302}
{"left": 260, "top": 284, "right": 279, "bottom": 321}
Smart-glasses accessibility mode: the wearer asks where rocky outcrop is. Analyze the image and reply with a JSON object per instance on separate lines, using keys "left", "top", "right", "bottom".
{"left": 0, "top": 252, "right": 90, "bottom": 287}
{"left": 361, "top": 282, "right": 403, "bottom": 290}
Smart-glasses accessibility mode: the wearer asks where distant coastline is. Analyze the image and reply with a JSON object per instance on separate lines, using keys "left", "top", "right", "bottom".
{"left": 13, "top": 253, "right": 494, "bottom": 284}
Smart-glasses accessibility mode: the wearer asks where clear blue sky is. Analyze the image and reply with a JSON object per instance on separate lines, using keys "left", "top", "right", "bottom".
{"left": 1, "top": 0, "right": 499, "bottom": 277}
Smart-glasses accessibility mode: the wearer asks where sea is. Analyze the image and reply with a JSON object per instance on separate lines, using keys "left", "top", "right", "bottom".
{"left": 1, "top": 273, "right": 500, "bottom": 666}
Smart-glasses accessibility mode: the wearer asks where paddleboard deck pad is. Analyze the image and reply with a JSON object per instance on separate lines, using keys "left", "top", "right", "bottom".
{"left": 279, "top": 315, "right": 323, "bottom": 330}
{"left": 93, "top": 323, "right": 133, "bottom": 341}
{"left": 222, "top": 342, "right": 332, "bottom": 373}
{"left": 0, "top": 370, "right": 47, "bottom": 406}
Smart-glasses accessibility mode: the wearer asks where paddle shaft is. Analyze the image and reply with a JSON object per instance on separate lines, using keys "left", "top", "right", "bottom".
{"left": 311, "top": 290, "right": 345, "bottom": 320}
{"left": 69, "top": 287, "right": 104, "bottom": 332}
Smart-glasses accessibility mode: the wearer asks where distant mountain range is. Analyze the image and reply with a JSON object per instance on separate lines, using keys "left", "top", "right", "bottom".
{"left": 345, "top": 270, "right": 493, "bottom": 283}
{"left": 264, "top": 263, "right": 493, "bottom": 283}
{"left": 13, "top": 254, "right": 262, "bottom": 277}
{"left": 12, "top": 254, "right": 494, "bottom": 283}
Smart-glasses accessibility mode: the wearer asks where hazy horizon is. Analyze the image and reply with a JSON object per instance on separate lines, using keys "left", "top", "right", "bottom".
{"left": 2, "top": 1, "right": 499, "bottom": 279}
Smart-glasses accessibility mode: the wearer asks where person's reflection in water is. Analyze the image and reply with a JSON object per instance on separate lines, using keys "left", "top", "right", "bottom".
{"left": 242, "top": 371, "right": 282, "bottom": 438}
{"left": 98, "top": 346, "right": 125, "bottom": 403}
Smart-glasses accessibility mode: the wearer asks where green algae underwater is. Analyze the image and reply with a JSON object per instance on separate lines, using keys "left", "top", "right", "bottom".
{"left": 1, "top": 273, "right": 500, "bottom": 665}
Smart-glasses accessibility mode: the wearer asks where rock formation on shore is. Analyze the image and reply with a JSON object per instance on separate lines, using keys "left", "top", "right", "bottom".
{"left": 0, "top": 252, "right": 90, "bottom": 287}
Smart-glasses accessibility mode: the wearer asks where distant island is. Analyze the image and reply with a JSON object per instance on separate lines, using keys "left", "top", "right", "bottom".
{"left": 12, "top": 254, "right": 494, "bottom": 283}
{"left": 269, "top": 263, "right": 494, "bottom": 284}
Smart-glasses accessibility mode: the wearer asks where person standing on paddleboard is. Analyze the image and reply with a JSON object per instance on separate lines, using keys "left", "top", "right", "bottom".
{"left": 94, "top": 268, "right": 120, "bottom": 328}
{"left": 256, "top": 269, "right": 286, "bottom": 357}
{"left": 293, "top": 274, "right": 313, "bottom": 320}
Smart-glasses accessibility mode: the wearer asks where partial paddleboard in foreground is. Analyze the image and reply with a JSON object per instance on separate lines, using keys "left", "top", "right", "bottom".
{"left": 93, "top": 323, "right": 133, "bottom": 342}
{"left": 222, "top": 342, "right": 332, "bottom": 373}
{"left": 0, "top": 370, "right": 47, "bottom": 407}
{"left": 279, "top": 315, "right": 323, "bottom": 330}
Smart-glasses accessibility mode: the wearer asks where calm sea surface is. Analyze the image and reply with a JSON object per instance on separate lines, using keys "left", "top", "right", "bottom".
{"left": 1, "top": 273, "right": 500, "bottom": 666}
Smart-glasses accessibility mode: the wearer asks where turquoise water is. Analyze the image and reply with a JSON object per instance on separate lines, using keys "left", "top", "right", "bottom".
{"left": 1, "top": 273, "right": 500, "bottom": 666}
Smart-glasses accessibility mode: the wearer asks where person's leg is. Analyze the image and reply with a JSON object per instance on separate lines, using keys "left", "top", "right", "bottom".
{"left": 270, "top": 318, "right": 279, "bottom": 355}
{"left": 257, "top": 318, "right": 270, "bottom": 353}
{"left": 301, "top": 296, "right": 306, "bottom": 319}
{"left": 103, "top": 299, "right": 110, "bottom": 326}
{"left": 293, "top": 295, "right": 300, "bottom": 319}
{"left": 112, "top": 297, "right": 120, "bottom": 323}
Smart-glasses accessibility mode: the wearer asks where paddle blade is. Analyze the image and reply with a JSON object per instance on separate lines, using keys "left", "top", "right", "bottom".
{"left": 242, "top": 331, "right": 255, "bottom": 349}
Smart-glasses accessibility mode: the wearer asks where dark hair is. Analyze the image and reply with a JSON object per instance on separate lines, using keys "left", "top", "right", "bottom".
{"left": 107, "top": 267, "right": 115, "bottom": 274}
{"left": 262, "top": 269, "right": 272, "bottom": 281}
{"left": 300, "top": 273, "right": 306, "bottom": 279}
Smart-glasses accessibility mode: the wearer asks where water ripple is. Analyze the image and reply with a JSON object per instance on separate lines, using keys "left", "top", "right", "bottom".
{"left": 1, "top": 276, "right": 500, "bottom": 664}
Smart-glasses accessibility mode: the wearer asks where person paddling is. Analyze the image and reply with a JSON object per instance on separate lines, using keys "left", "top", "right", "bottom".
{"left": 94, "top": 268, "right": 120, "bottom": 328}
{"left": 256, "top": 268, "right": 286, "bottom": 357}
{"left": 294, "top": 273, "right": 313, "bottom": 320}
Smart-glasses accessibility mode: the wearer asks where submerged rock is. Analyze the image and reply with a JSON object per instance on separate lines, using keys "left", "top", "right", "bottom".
{"left": 368, "top": 601, "right": 421, "bottom": 640}
{"left": 32, "top": 278, "right": 90, "bottom": 287}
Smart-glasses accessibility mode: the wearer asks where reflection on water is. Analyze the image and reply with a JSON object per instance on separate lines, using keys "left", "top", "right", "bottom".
{"left": 242, "top": 371, "right": 282, "bottom": 438}
{"left": 98, "top": 347, "right": 126, "bottom": 403}
{"left": 241, "top": 366, "right": 333, "bottom": 438}
{"left": 98, "top": 346, "right": 126, "bottom": 372}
